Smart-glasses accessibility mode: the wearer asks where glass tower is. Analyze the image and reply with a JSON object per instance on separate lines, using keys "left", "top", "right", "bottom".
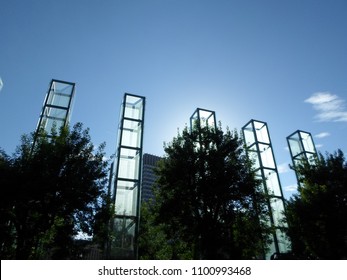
{"left": 190, "top": 108, "right": 217, "bottom": 153}
{"left": 109, "top": 93, "right": 145, "bottom": 259}
{"left": 190, "top": 108, "right": 217, "bottom": 131}
{"left": 35, "top": 79, "right": 75, "bottom": 138}
{"left": 287, "top": 130, "right": 317, "bottom": 185}
{"left": 242, "top": 120, "right": 291, "bottom": 259}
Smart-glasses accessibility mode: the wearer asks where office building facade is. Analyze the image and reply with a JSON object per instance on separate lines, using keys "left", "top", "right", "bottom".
{"left": 141, "top": 153, "right": 161, "bottom": 203}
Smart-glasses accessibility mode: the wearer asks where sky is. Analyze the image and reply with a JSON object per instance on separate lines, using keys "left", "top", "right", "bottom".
{"left": 1, "top": 0, "right": 346, "bottom": 199}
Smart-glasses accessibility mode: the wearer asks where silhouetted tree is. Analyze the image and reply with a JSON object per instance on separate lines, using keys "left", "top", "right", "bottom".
{"left": 92, "top": 192, "right": 114, "bottom": 258}
{"left": 0, "top": 149, "right": 16, "bottom": 258}
{"left": 0, "top": 123, "right": 109, "bottom": 259}
{"left": 286, "top": 150, "right": 347, "bottom": 259}
{"left": 139, "top": 124, "right": 271, "bottom": 259}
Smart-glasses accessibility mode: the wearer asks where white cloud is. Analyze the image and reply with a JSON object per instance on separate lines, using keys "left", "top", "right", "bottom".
{"left": 277, "top": 163, "right": 290, "bottom": 174}
{"left": 305, "top": 92, "right": 347, "bottom": 122}
{"left": 315, "top": 144, "right": 323, "bottom": 149}
{"left": 0, "top": 77, "right": 3, "bottom": 92}
{"left": 314, "top": 132, "right": 330, "bottom": 138}
{"left": 284, "top": 184, "right": 298, "bottom": 192}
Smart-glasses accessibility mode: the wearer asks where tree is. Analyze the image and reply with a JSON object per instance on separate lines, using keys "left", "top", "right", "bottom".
{"left": 0, "top": 123, "right": 109, "bottom": 259}
{"left": 286, "top": 150, "right": 347, "bottom": 259}
{"left": 139, "top": 124, "right": 271, "bottom": 259}
{"left": 0, "top": 149, "right": 16, "bottom": 258}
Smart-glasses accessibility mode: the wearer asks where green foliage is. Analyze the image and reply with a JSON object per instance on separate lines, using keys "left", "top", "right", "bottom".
{"left": 0, "top": 149, "right": 17, "bottom": 258}
{"left": 139, "top": 124, "right": 270, "bottom": 259}
{"left": 0, "top": 123, "right": 109, "bottom": 259}
{"left": 286, "top": 150, "right": 347, "bottom": 259}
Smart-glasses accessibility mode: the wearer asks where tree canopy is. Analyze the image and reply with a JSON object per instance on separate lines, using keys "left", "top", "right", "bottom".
{"left": 286, "top": 149, "right": 347, "bottom": 259}
{"left": 0, "top": 123, "right": 110, "bottom": 259}
{"left": 139, "top": 124, "right": 271, "bottom": 259}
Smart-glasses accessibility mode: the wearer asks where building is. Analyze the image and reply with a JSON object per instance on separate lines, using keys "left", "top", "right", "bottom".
{"left": 141, "top": 153, "right": 162, "bottom": 203}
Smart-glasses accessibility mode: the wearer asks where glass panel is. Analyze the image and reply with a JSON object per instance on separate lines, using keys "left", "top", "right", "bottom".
{"left": 254, "top": 121, "right": 270, "bottom": 144}
{"left": 52, "top": 81, "right": 74, "bottom": 95}
{"left": 257, "top": 181, "right": 266, "bottom": 193}
{"left": 288, "top": 136, "right": 303, "bottom": 157}
{"left": 115, "top": 180, "right": 138, "bottom": 216}
{"left": 306, "top": 152, "right": 316, "bottom": 165}
{"left": 121, "top": 119, "right": 142, "bottom": 148}
{"left": 293, "top": 153, "right": 306, "bottom": 167}
{"left": 113, "top": 217, "right": 135, "bottom": 249}
{"left": 266, "top": 237, "right": 277, "bottom": 259}
{"left": 259, "top": 144, "right": 275, "bottom": 169}
{"left": 264, "top": 169, "right": 282, "bottom": 196}
{"left": 42, "top": 118, "right": 64, "bottom": 134}
{"left": 199, "top": 110, "right": 215, "bottom": 128}
{"left": 124, "top": 95, "right": 143, "bottom": 120}
{"left": 191, "top": 109, "right": 216, "bottom": 129}
{"left": 47, "top": 92, "right": 71, "bottom": 108}
{"left": 300, "top": 131, "right": 315, "bottom": 153}
{"left": 248, "top": 149, "right": 260, "bottom": 169}
{"left": 276, "top": 229, "right": 291, "bottom": 252}
{"left": 44, "top": 107, "right": 68, "bottom": 120}
{"left": 243, "top": 126, "right": 255, "bottom": 147}
{"left": 118, "top": 148, "right": 140, "bottom": 180}
{"left": 190, "top": 110, "right": 199, "bottom": 128}
{"left": 270, "top": 198, "right": 285, "bottom": 227}
{"left": 255, "top": 169, "right": 263, "bottom": 180}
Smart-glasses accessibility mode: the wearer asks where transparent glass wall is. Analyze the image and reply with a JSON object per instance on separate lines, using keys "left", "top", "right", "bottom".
{"left": 110, "top": 93, "right": 145, "bottom": 259}
{"left": 121, "top": 119, "right": 143, "bottom": 148}
{"left": 115, "top": 180, "right": 138, "bottom": 216}
{"left": 190, "top": 108, "right": 216, "bottom": 130}
{"left": 253, "top": 121, "right": 270, "bottom": 144}
{"left": 264, "top": 170, "right": 282, "bottom": 197}
{"left": 287, "top": 130, "right": 317, "bottom": 184}
{"left": 36, "top": 79, "right": 75, "bottom": 137}
{"left": 242, "top": 119, "right": 291, "bottom": 259}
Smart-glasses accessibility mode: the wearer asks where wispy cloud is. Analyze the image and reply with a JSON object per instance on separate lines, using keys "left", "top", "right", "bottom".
{"left": 314, "top": 132, "right": 330, "bottom": 138}
{"left": 284, "top": 184, "right": 298, "bottom": 192}
{"left": 305, "top": 92, "right": 347, "bottom": 122}
{"left": 315, "top": 144, "right": 323, "bottom": 149}
{"left": 277, "top": 163, "right": 290, "bottom": 174}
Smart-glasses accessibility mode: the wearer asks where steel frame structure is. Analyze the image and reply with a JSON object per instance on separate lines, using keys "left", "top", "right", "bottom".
{"left": 109, "top": 93, "right": 145, "bottom": 259}
{"left": 242, "top": 119, "right": 291, "bottom": 259}
{"left": 287, "top": 130, "right": 317, "bottom": 185}
{"left": 35, "top": 79, "right": 75, "bottom": 138}
{"left": 190, "top": 108, "right": 217, "bottom": 131}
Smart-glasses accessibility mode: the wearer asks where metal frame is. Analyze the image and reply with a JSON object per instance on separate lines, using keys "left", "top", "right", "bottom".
{"left": 109, "top": 93, "right": 145, "bottom": 259}
{"left": 286, "top": 130, "right": 317, "bottom": 185}
{"left": 35, "top": 79, "right": 75, "bottom": 138}
{"left": 190, "top": 108, "right": 217, "bottom": 131}
{"left": 242, "top": 119, "right": 291, "bottom": 259}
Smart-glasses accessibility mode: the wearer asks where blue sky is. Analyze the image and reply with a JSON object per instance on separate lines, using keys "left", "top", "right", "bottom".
{"left": 1, "top": 0, "right": 346, "bottom": 199}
